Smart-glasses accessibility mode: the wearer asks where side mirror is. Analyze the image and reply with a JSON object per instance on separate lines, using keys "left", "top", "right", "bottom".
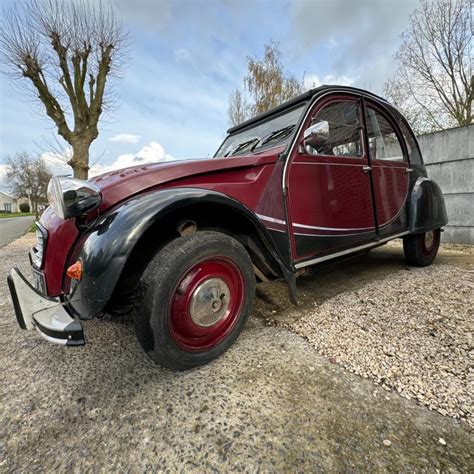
{"left": 303, "top": 120, "right": 329, "bottom": 148}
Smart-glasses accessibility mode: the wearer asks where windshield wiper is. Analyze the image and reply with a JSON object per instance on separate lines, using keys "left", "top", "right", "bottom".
{"left": 260, "top": 124, "right": 296, "bottom": 146}
{"left": 224, "top": 137, "right": 260, "bottom": 157}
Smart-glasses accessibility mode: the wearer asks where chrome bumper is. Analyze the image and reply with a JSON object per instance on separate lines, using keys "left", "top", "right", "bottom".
{"left": 7, "top": 267, "right": 85, "bottom": 346}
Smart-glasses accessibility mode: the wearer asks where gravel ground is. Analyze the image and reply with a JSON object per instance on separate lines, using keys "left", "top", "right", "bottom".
{"left": 290, "top": 263, "right": 474, "bottom": 429}
{"left": 1, "top": 234, "right": 473, "bottom": 471}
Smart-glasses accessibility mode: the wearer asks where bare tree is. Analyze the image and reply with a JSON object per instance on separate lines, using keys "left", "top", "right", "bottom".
{"left": 385, "top": 0, "right": 473, "bottom": 134}
{"left": 6, "top": 152, "right": 52, "bottom": 217}
{"left": 228, "top": 42, "right": 304, "bottom": 126}
{"left": 0, "top": 0, "right": 128, "bottom": 179}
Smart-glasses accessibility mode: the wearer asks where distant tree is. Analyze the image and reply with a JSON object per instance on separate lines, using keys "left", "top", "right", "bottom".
{"left": 19, "top": 202, "right": 31, "bottom": 213}
{"left": 0, "top": 0, "right": 128, "bottom": 179}
{"left": 228, "top": 89, "right": 249, "bottom": 127}
{"left": 228, "top": 43, "right": 304, "bottom": 126}
{"left": 384, "top": 0, "right": 473, "bottom": 134}
{"left": 5, "top": 152, "right": 52, "bottom": 217}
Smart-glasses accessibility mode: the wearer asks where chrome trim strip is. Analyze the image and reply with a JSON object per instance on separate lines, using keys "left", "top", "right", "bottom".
{"left": 294, "top": 230, "right": 374, "bottom": 237}
{"left": 256, "top": 213, "right": 287, "bottom": 225}
{"left": 294, "top": 231, "right": 410, "bottom": 269}
{"left": 293, "top": 222, "right": 374, "bottom": 231}
{"left": 265, "top": 226, "right": 286, "bottom": 233}
{"left": 292, "top": 160, "right": 408, "bottom": 169}
{"left": 292, "top": 161, "right": 364, "bottom": 167}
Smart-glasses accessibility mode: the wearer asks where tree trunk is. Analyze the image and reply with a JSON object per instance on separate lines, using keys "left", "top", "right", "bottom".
{"left": 70, "top": 141, "right": 90, "bottom": 180}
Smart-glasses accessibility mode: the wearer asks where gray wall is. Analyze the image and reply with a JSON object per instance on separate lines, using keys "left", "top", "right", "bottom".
{"left": 417, "top": 124, "right": 473, "bottom": 244}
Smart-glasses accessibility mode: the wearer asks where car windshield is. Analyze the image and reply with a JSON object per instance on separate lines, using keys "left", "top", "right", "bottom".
{"left": 214, "top": 104, "right": 306, "bottom": 157}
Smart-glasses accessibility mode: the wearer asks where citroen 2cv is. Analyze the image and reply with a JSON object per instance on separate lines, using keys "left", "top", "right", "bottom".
{"left": 8, "top": 85, "right": 448, "bottom": 370}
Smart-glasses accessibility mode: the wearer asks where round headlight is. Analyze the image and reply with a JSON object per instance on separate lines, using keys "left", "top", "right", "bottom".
{"left": 47, "top": 177, "right": 101, "bottom": 219}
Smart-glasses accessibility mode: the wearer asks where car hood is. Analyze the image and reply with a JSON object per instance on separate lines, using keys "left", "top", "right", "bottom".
{"left": 90, "top": 150, "right": 281, "bottom": 212}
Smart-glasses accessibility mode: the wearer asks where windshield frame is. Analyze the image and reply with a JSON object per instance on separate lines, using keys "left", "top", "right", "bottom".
{"left": 214, "top": 102, "right": 308, "bottom": 158}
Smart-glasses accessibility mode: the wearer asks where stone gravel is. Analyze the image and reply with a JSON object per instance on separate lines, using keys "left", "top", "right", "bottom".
{"left": 290, "top": 260, "right": 474, "bottom": 429}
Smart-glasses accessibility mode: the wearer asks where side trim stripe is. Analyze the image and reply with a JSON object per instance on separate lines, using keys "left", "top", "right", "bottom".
{"left": 294, "top": 231, "right": 410, "bottom": 269}
{"left": 294, "top": 222, "right": 374, "bottom": 231}
{"left": 256, "top": 214, "right": 287, "bottom": 225}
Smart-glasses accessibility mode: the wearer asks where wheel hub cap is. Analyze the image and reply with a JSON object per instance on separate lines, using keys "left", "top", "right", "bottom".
{"left": 190, "top": 278, "right": 230, "bottom": 327}
{"left": 425, "top": 231, "right": 434, "bottom": 249}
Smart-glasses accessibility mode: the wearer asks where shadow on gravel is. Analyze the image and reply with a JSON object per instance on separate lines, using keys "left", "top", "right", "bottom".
{"left": 253, "top": 245, "right": 410, "bottom": 326}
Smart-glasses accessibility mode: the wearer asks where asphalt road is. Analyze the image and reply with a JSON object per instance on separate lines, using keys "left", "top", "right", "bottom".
{"left": 0, "top": 216, "right": 35, "bottom": 247}
{"left": 1, "top": 234, "right": 472, "bottom": 471}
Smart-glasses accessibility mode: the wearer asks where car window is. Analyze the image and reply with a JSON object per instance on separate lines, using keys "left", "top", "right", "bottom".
{"left": 399, "top": 120, "right": 422, "bottom": 164}
{"left": 308, "top": 100, "right": 363, "bottom": 157}
{"left": 365, "top": 107, "right": 405, "bottom": 161}
{"left": 215, "top": 104, "right": 306, "bottom": 157}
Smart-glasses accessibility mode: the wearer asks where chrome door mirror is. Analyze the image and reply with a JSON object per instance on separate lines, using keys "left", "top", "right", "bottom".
{"left": 303, "top": 120, "right": 329, "bottom": 148}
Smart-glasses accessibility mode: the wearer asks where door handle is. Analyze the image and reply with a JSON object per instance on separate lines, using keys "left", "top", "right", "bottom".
{"left": 406, "top": 168, "right": 414, "bottom": 173}
{"left": 362, "top": 165, "right": 372, "bottom": 173}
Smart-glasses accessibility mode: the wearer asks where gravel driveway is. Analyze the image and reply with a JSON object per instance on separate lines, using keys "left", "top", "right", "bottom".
{"left": 290, "top": 258, "right": 473, "bottom": 428}
{"left": 1, "top": 234, "right": 473, "bottom": 471}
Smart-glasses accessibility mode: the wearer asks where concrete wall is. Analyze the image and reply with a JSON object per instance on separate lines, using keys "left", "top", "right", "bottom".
{"left": 417, "top": 125, "right": 473, "bottom": 244}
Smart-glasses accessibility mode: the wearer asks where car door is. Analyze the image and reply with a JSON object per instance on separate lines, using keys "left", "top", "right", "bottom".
{"left": 286, "top": 95, "right": 377, "bottom": 261}
{"left": 363, "top": 102, "right": 409, "bottom": 238}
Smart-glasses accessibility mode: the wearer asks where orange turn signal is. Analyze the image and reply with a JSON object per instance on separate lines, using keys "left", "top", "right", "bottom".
{"left": 67, "top": 261, "right": 82, "bottom": 280}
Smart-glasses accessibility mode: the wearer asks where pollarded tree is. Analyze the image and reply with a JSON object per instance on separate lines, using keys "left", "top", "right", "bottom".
{"left": 385, "top": 0, "right": 473, "bottom": 134}
{"left": 0, "top": 0, "right": 128, "bottom": 179}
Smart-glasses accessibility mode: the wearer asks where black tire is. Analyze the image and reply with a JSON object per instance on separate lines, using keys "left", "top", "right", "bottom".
{"left": 134, "top": 231, "right": 255, "bottom": 370}
{"left": 403, "top": 229, "right": 440, "bottom": 267}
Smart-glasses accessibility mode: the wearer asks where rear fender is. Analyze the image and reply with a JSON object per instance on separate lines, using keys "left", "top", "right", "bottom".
{"left": 66, "top": 188, "right": 293, "bottom": 319}
{"left": 408, "top": 177, "right": 448, "bottom": 234}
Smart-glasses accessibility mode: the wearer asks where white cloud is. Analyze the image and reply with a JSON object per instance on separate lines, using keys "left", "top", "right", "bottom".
{"left": 41, "top": 150, "right": 73, "bottom": 176}
{"left": 90, "top": 141, "right": 174, "bottom": 177}
{"left": 304, "top": 74, "right": 356, "bottom": 90}
{"left": 109, "top": 133, "right": 141, "bottom": 144}
{"left": 0, "top": 164, "right": 9, "bottom": 191}
{"left": 38, "top": 141, "right": 174, "bottom": 179}
{"left": 290, "top": 0, "right": 418, "bottom": 93}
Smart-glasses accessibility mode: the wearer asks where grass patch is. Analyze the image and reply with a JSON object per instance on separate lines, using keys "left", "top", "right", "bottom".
{"left": 28, "top": 222, "right": 38, "bottom": 233}
{"left": 0, "top": 212, "right": 34, "bottom": 219}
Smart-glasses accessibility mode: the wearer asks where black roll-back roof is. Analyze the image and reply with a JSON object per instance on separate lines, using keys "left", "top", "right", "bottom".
{"left": 226, "top": 85, "right": 392, "bottom": 134}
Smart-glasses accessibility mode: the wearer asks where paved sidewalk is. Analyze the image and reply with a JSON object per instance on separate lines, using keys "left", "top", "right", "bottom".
{"left": 0, "top": 216, "right": 35, "bottom": 247}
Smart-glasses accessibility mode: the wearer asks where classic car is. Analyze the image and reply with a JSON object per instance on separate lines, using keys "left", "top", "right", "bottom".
{"left": 8, "top": 85, "right": 448, "bottom": 370}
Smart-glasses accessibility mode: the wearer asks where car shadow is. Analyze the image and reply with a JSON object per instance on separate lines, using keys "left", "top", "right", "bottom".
{"left": 253, "top": 244, "right": 412, "bottom": 326}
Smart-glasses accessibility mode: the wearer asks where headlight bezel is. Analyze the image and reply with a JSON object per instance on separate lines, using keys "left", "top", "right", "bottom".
{"left": 30, "top": 221, "right": 48, "bottom": 269}
{"left": 47, "top": 176, "right": 102, "bottom": 220}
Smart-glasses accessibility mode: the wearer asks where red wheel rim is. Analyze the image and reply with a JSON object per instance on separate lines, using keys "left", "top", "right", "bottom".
{"left": 421, "top": 230, "right": 439, "bottom": 257}
{"left": 169, "top": 257, "right": 245, "bottom": 352}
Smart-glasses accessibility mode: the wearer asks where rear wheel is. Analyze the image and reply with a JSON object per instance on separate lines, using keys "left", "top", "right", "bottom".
{"left": 403, "top": 229, "right": 441, "bottom": 267}
{"left": 134, "top": 231, "right": 255, "bottom": 370}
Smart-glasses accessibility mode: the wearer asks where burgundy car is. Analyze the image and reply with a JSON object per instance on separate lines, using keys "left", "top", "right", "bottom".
{"left": 8, "top": 85, "right": 448, "bottom": 370}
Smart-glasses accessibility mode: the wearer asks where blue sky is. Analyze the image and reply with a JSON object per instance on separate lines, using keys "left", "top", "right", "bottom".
{"left": 0, "top": 0, "right": 419, "bottom": 182}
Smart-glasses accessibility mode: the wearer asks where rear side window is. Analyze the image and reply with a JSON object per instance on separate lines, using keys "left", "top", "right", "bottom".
{"left": 365, "top": 107, "right": 405, "bottom": 161}
{"left": 399, "top": 120, "right": 423, "bottom": 164}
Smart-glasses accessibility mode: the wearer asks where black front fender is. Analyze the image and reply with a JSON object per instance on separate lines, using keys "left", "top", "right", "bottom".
{"left": 67, "top": 187, "right": 291, "bottom": 319}
{"left": 408, "top": 177, "right": 448, "bottom": 234}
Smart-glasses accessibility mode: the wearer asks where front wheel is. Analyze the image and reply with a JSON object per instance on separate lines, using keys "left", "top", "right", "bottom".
{"left": 134, "top": 231, "right": 255, "bottom": 370}
{"left": 403, "top": 229, "right": 441, "bottom": 267}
